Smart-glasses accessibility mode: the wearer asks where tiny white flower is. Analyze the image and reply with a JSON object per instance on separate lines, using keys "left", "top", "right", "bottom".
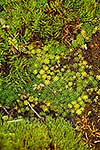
{"left": 84, "top": 44, "right": 87, "bottom": 50}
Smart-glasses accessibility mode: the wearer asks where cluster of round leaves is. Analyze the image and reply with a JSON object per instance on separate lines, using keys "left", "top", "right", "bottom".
{"left": 30, "top": 46, "right": 100, "bottom": 117}
{"left": 68, "top": 94, "right": 89, "bottom": 115}
{"left": 14, "top": 94, "right": 52, "bottom": 119}
{"left": 15, "top": 96, "right": 38, "bottom": 114}
{"left": 67, "top": 72, "right": 100, "bottom": 116}
{"left": 1, "top": 44, "right": 99, "bottom": 121}
{"left": 30, "top": 44, "right": 69, "bottom": 86}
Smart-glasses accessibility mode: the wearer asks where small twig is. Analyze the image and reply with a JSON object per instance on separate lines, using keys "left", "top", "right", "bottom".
{"left": 7, "top": 119, "right": 23, "bottom": 123}
{"left": 28, "top": 102, "right": 41, "bottom": 119}
{"left": 0, "top": 106, "right": 9, "bottom": 115}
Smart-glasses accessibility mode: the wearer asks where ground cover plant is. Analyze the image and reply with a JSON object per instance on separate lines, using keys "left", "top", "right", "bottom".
{"left": 0, "top": 117, "right": 88, "bottom": 150}
{"left": 0, "top": 0, "right": 100, "bottom": 149}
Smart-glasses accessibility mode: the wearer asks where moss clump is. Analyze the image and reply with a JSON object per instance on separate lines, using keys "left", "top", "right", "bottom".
{"left": 0, "top": 118, "right": 88, "bottom": 150}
